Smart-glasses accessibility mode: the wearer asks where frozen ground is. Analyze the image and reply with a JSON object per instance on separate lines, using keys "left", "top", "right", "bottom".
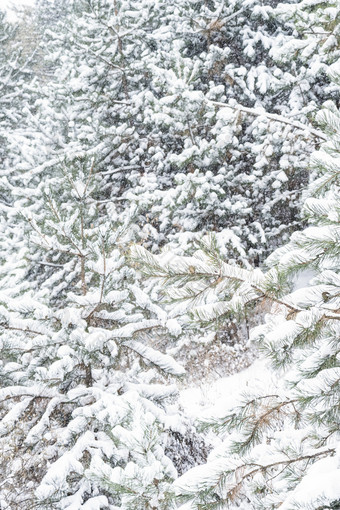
{"left": 177, "top": 269, "right": 317, "bottom": 428}
{"left": 179, "top": 357, "right": 272, "bottom": 424}
{"left": 174, "top": 358, "right": 274, "bottom": 509}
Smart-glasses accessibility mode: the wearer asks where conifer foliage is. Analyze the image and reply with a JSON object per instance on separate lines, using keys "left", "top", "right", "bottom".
{"left": 0, "top": 155, "right": 185, "bottom": 509}
{"left": 1, "top": 0, "right": 340, "bottom": 509}
{"left": 0, "top": 8, "right": 37, "bottom": 196}
{"left": 133, "top": 100, "right": 340, "bottom": 509}
{"left": 128, "top": 0, "right": 338, "bottom": 264}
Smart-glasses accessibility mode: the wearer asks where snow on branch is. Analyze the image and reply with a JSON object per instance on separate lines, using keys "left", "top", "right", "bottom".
{"left": 208, "top": 101, "right": 327, "bottom": 141}
{"left": 122, "top": 340, "right": 185, "bottom": 376}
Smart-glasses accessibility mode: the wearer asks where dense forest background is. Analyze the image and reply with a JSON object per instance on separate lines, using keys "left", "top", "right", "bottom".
{"left": 0, "top": 0, "right": 339, "bottom": 509}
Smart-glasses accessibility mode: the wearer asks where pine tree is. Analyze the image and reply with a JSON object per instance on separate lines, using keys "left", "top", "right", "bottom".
{"left": 29, "top": 0, "right": 339, "bottom": 270}
{"left": 2, "top": 0, "right": 340, "bottom": 507}
{"left": 0, "top": 4, "right": 193, "bottom": 505}
{"left": 21, "top": 0, "right": 340, "bottom": 269}
{"left": 0, "top": 155, "right": 187, "bottom": 509}
{"left": 132, "top": 98, "right": 340, "bottom": 509}
{"left": 126, "top": 0, "right": 340, "bottom": 359}
{"left": 0, "top": 7, "right": 41, "bottom": 311}
{"left": 128, "top": 0, "right": 340, "bottom": 266}
{"left": 0, "top": 8, "right": 37, "bottom": 188}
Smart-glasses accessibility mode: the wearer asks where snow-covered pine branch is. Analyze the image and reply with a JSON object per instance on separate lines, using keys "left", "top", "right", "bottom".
{"left": 208, "top": 100, "right": 327, "bottom": 141}
{"left": 171, "top": 95, "right": 340, "bottom": 510}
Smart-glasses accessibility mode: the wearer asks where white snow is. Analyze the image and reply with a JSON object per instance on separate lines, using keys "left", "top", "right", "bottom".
{"left": 179, "top": 358, "right": 273, "bottom": 422}
{"left": 279, "top": 454, "right": 340, "bottom": 510}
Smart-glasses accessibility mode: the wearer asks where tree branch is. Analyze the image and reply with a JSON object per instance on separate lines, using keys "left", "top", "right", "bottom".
{"left": 208, "top": 100, "right": 327, "bottom": 141}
